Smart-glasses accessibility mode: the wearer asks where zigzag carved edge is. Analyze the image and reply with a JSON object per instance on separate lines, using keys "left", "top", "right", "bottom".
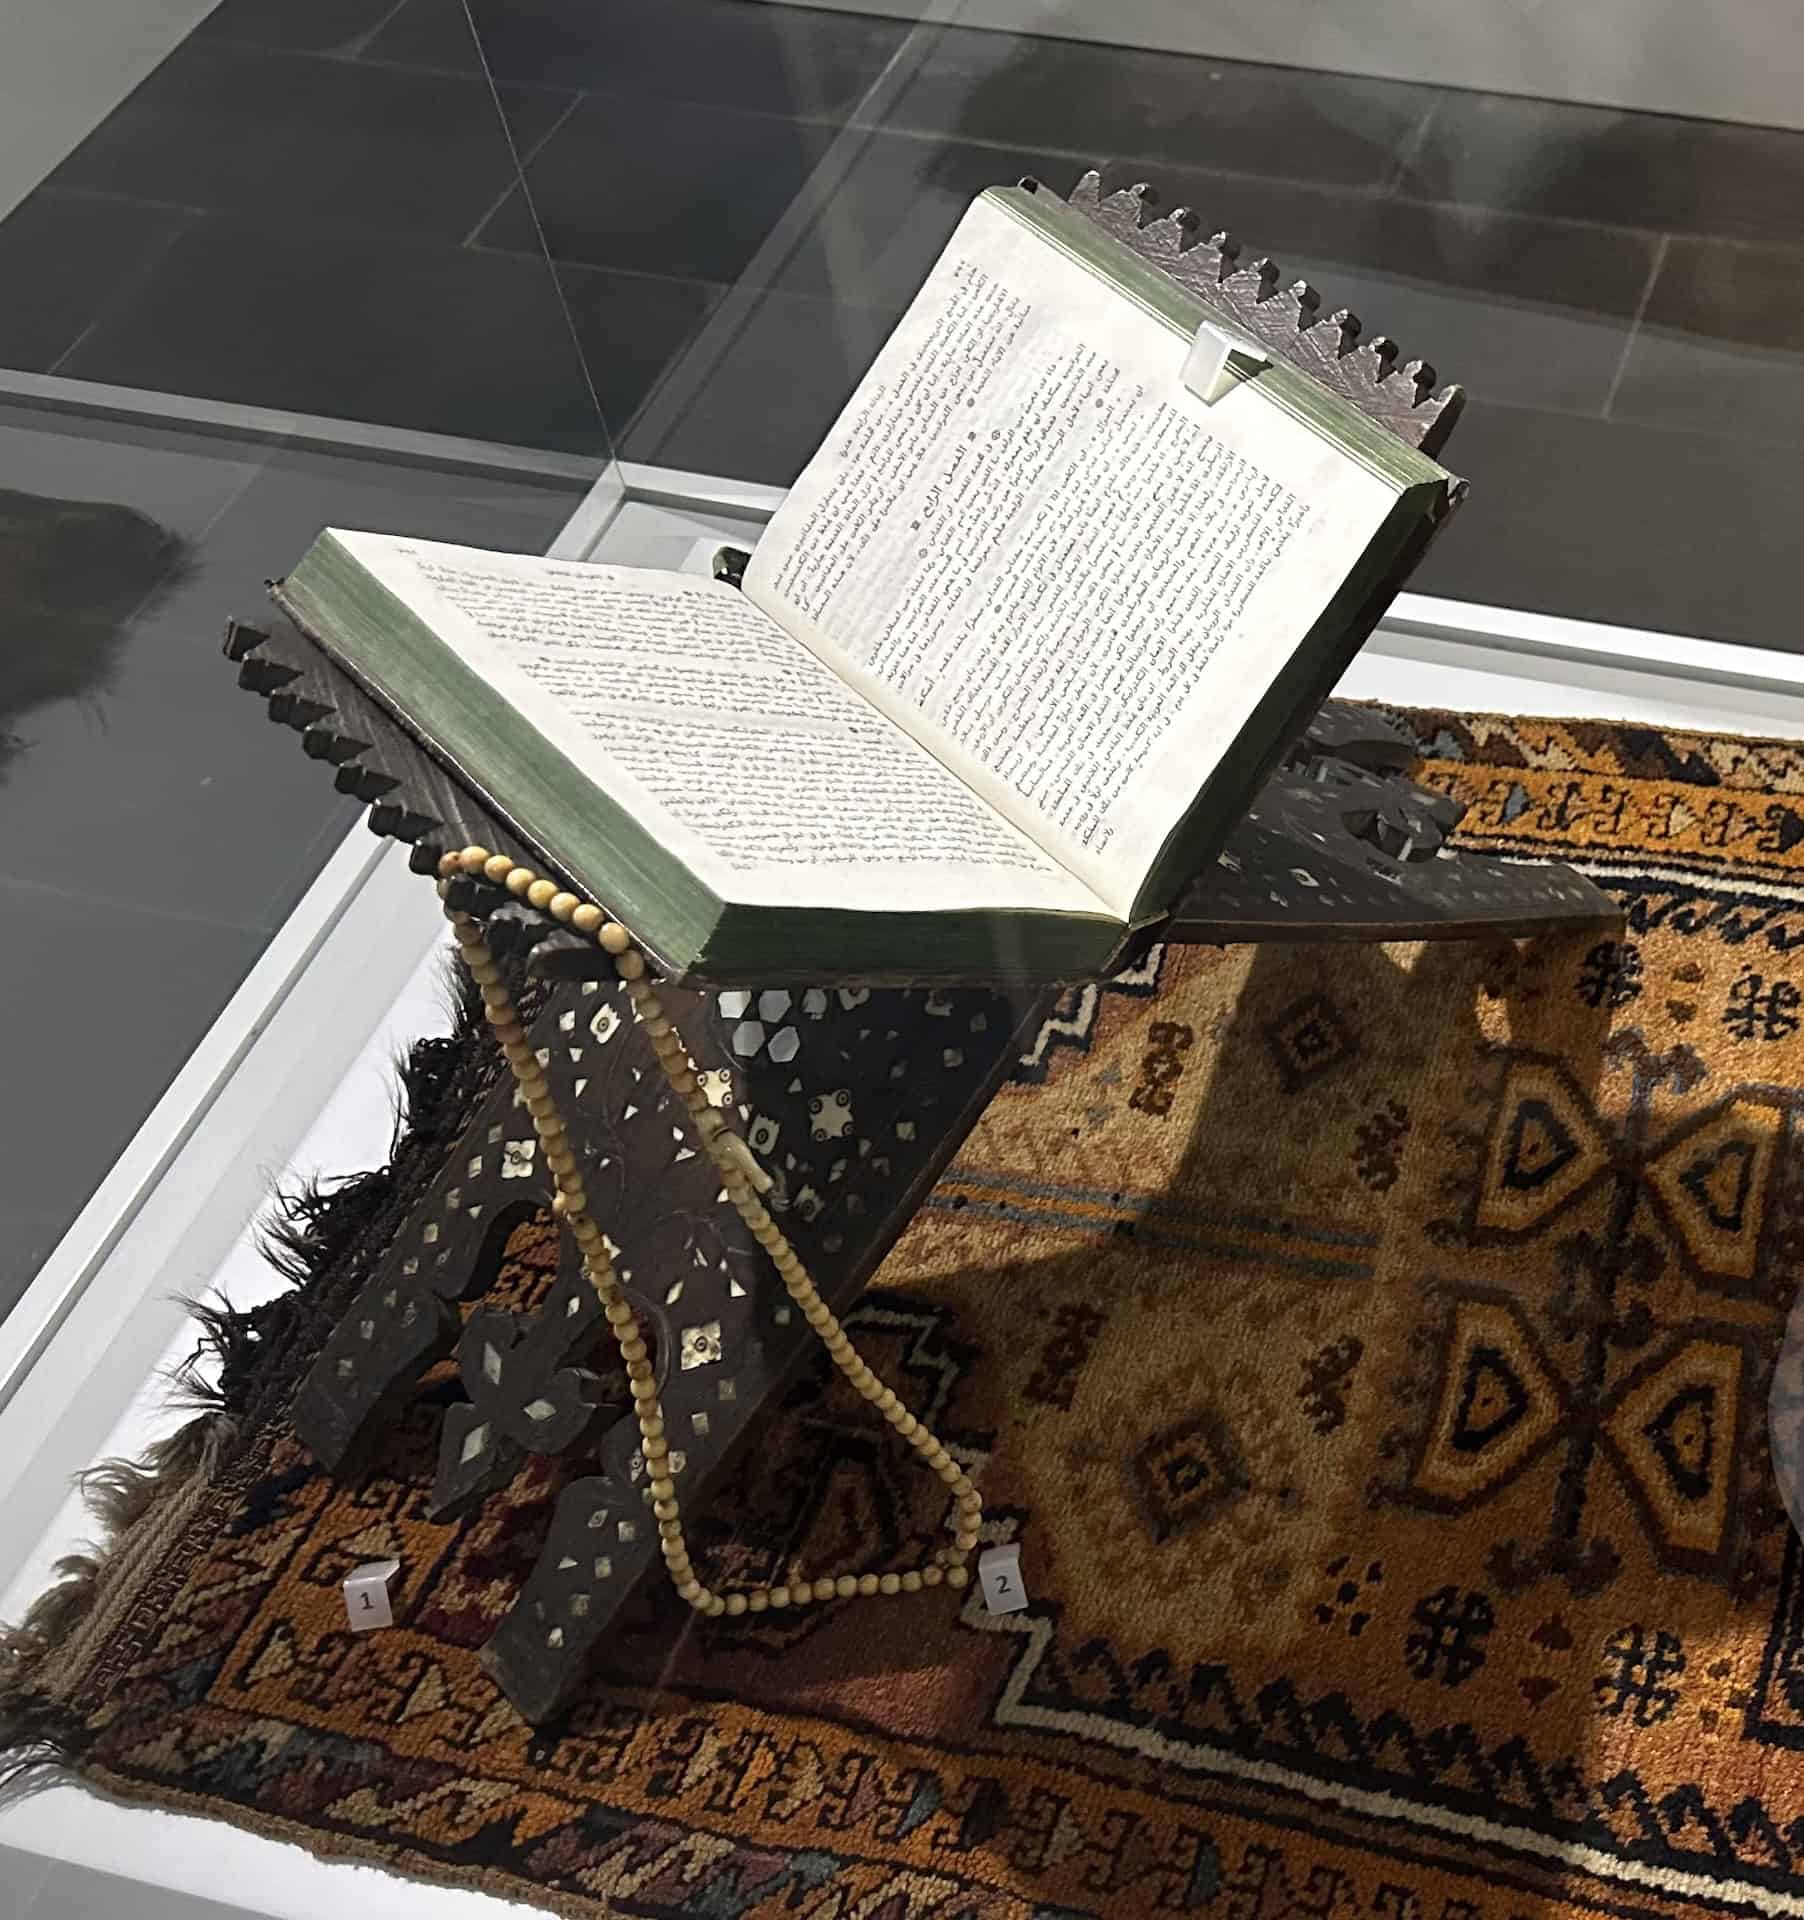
{"left": 1057, "top": 170, "right": 1465, "bottom": 460}
{"left": 224, "top": 615, "right": 615, "bottom": 977}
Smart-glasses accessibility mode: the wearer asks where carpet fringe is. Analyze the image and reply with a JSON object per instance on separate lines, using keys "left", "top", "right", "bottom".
{"left": 0, "top": 1408, "right": 234, "bottom": 1789}
{"left": 0, "top": 954, "right": 486, "bottom": 1788}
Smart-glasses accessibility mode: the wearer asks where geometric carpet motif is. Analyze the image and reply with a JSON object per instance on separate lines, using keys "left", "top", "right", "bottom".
{"left": 20, "top": 708, "right": 1804, "bottom": 1918}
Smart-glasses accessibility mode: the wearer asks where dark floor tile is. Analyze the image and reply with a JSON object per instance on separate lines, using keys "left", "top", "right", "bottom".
{"left": 475, "top": 93, "right": 840, "bottom": 283}
{"left": 0, "top": 487, "right": 191, "bottom": 660}
{"left": 0, "top": 189, "right": 200, "bottom": 374}
{"left": 1612, "top": 237, "right": 1804, "bottom": 448}
{"left": 0, "top": 397, "right": 270, "bottom": 549}
{"left": 633, "top": 289, "right": 902, "bottom": 484}
{"left": 554, "top": 268, "right": 726, "bottom": 430}
{"left": 46, "top": 39, "right": 571, "bottom": 242}
{"left": 0, "top": 595, "right": 352, "bottom": 934}
{"left": 373, "top": 0, "right": 909, "bottom": 121}
{"left": 196, "top": 0, "right": 406, "bottom": 56}
{"left": 0, "top": 430, "right": 581, "bottom": 936}
{"left": 1398, "top": 92, "right": 1804, "bottom": 248}
{"left": 1415, "top": 399, "right": 1804, "bottom": 650}
{"left": 882, "top": 28, "right": 1436, "bottom": 190}
{"left": 59, "top": 216, "right": 610, "bottom": 453}
{"left": 0, "top": 877, "right": 267, "bottom": 1271}
{"left": 1127, "top": 172, "right": 1658, "bottom": 416}
{"left": 769, "top": 130, "right": 1097, "bottom": 310}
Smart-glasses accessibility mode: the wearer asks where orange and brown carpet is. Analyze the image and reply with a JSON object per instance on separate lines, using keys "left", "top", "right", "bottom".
{"left": 11, "top": 708, "right": 1804, "bottom": 1917}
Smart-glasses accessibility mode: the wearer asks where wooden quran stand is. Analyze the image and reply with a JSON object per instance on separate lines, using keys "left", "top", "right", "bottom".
{"left": 223, "top": 172, "right": 1618, "bottom": 1723}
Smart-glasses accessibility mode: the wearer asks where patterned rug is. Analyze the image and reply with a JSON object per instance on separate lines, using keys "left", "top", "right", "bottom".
{"left": 11, "top": 708, "right": 1804, "bottom": 1918}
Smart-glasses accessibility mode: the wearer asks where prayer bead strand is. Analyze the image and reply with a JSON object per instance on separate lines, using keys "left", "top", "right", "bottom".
{"left": 440, "top": 846, "right": 980, "bottom": 1615}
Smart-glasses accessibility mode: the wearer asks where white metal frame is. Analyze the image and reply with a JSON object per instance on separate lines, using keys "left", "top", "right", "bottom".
{"left": 5, "top": 461, "right": 1804, "bottom": 1919}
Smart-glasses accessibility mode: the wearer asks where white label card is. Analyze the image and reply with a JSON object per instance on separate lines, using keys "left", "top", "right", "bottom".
{"left": 344, "top": 1557, "right": 401, "bottom": 1632}
{"left": 978, "top": 1543, "right": 1028, "bottom": 1615}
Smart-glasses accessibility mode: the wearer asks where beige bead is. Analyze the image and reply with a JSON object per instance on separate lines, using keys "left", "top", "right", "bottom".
{"left": 879, "top": 1573, "right": 900, "bottom": 1597}
{"left": 897, "top": 1414, "right": 919, "bottom": 1439}
{"left": 922, "top": 1566, "right": 944, "bottom": 1588}
{"left": 834, "top": 1574, "right": 857, "bottom": 1600}
{"left": 642, "top": 1433, "right": 668, "bottom": 1461}
{"left": 857, "top": 1574, "right": 879, "bottom": 1598}
{"left": 954, "top": 1529, "right": 979, "bottom": 1552}
{"left": 605, "top": 1299, "right": 635, "bottom": 1327}
{"left": 630, "top": 1377, "right": 659, "bottom": 1402}
{"left": 438, "top": 851, "right": 461, "bottom": 878}
{"left": 812, "top": 1578, "right": 837, "bottom": 1603}
{"left": 618, "top": 1338, "right": 647, "bottom": 1366}
{"left": 615, "top": 950, "right": 646, "bottom": 980}
{"left": 705, "top": 1595, "right": 726, "bottom": 1618}
{"left": 900, "top": 1571, "right": 923, "bottom": 1594}
{"left": 936, "top": 1462, "right": 961, "bottom": 1485}
{"left": 548, "top": 891, "right": 578, "bottom": 922}
{"left": 598, "top": 921, "right": 631, "bottom": 954}
{"left": 652, "top": 1498, "right": 679, "bottom": 1521}
{"left": 571, "top": 903, "right": 603, "bottom": 934}
{"left": 637, "top": 1411, "right": 664, "bottom": 1437}
{"left": 947, "top": 1567, "right": 970, "bottom": 1590}
{"left": 748, "top": 1591, "right": 768, "bottom": 1613}
{"left": 505, "top": 867, "right": 534, "bottom": 896}
{"left": 649, "top": 1475, "right": 675, "bottom": 1502}
{"left": 676, "top": 1578, "right": 702, "bottom": 1603}
{"left": 657, "top": 1516, "right": 682, "bottom": 1539}
{"left": 458, "top": 845, "right": 491, "bottom": 873}
{"left": 769, "top": 1586, "right": 791, "bottom": 1609}
{"left": 725, "top": 1592, "right": 747, "bottom": 1616}
{"left": 526, "top": 879, "right": 557, "bottom": 909}
{"left": 483, "top": 853, "right": 514, "bottom": 884}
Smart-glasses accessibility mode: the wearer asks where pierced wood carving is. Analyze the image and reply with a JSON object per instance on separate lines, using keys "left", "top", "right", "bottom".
{"left": 224, "top": 165, "right": 1635, "bottom": 1721}
{"left": 1051, "top": 170, "right": 1465, "bottom": 458}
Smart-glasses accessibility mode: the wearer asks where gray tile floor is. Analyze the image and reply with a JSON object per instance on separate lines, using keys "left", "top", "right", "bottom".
{"left": 7, "top": 2, "right": 1804, "bottom": 646}
{"left": 0, "top": 402, "right": 582, "bottom": 1321}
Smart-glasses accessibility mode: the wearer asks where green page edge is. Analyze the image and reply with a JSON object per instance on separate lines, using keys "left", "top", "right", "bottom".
{"left": 274, "top": 538, "right": 1121, "bottom": 984}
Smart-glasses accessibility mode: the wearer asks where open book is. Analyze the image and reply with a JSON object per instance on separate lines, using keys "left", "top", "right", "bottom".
{"left": 274, "top": 184, "right": 1459, "bottom": 984}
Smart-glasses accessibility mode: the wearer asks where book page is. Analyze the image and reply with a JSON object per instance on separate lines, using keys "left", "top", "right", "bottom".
{"left": 743, "top": 192, "right": 1405, "bottom": 917}
{"left": 329, "top": 534, "right": 1100, "bottom": 917}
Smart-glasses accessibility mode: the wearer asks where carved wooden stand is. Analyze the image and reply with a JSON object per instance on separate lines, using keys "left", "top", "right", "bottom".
{"left": 226, "top": 171, "right": 1618, "bottom": 1723}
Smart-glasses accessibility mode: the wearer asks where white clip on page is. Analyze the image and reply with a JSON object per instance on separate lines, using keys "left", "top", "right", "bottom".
{"left": 1181, "top": 320, "right": 1270, "bottom": 406}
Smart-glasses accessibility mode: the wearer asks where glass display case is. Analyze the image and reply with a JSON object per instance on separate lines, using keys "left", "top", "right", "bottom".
{"left": 7, "top": 3, "right": 1804, "bottom": 1914}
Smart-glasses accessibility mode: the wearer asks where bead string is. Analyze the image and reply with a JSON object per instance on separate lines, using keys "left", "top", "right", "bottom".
{"left": 437, "top": 845, "right": 981, "bottom": 1617}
